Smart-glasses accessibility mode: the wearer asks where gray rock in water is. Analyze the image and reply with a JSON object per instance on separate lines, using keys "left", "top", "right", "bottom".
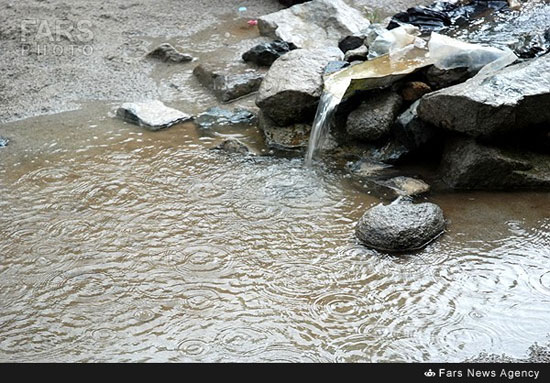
{"left": 350, "top": 159, "right": 393, "bottom": 177}
{"left": 147, "top": 43, "right": 193, "bottom": 63}
{"left": 0, "top": 137, "right": 9, "bottom": 147}
{"left": 418, "top": 54, "right": 550, "bottom": 138}
{"left": 212, "top": 139, "right": 250, "bottom": 155}
{"left": 346, "top": 90, "right": 403, "bottom": 142}
{"left": 256, "top": 48, "right": 343, "bottom": 126}
{"left": 196, "top": 107, "right": 256, "bottom": 129}
{"left": 355, "top": 197, "right": 445, "bottom": 252}
{"left": 377, "top": 176, "right": 431, "bottom": 197}
{"left": 369, "top": 140, "right": 410, "bottom": 164}
{"left": 394, "top": 100, "right": 439, "bottom": 152}
{"left": 258, "top": 0, "right": 370, "bottom": 49}
{"left": 258, "top": 111, "right": 311, "bottom": 151}
{"left": 242, "top": 40, "right": 294, "bottom": 67}
{"left": 116, "top": 100, "right": 192, "bottom": 131}
{"left": 344, "top": 45, "right": 368, "bottom": 62}
{"left": 440, "top": 137, "right": 550, "bottom": 190}
{"left": 193, "top": 64, "right": 264, "bottom": 103}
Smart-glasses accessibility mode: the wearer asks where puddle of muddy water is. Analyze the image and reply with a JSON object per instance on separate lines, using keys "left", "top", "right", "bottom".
{"left": 1, "top": 102, "right": 549, "bottom": 362}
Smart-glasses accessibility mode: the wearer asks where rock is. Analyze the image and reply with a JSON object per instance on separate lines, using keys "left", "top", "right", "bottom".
{"left": 196, "top": 107, "right": 256, "bottom": 129}
{"left": 393, "top": 100, "right": 439, "bottom": 153}
{"left": 256, "top": 48, "right": 343, "bottom": 126}
{"left": 242, "top": 40, "right": 294, "bottom": 67}
{"left": 259, "top": 111, "right": 311, "bottom": 151}
{"left": 147, "top": 43, "right": 193, "bottom": 63}
{"left": 344, "top": 45, "right": 368, "bottom": 62}
{"left": 349, "top": 159, "right": 393, "bottom": 177}
{"left": 378, "top": 176, "right": 431, "bottom": 197}
{"left": 0, "top": 137, "right": 9, "bottom": 147}
{"left": 324, "top": 61, "right": 349, "bottom": 76}
{"left": 423, "top": 65, "right": 472, "bottom": 90}
{"left": 116, "top": 100, "right": 192, "bottom": 131}
{"left": 339, "top": 35, "right": 365, "bottom": 53}
{"left": 212, "top": 139, "right": 250, "bottom": 155}
{"left": 193, "top": 64, "right": 264, "bottom": 103}
{"left": 369, "top": 140, "right": 410, "bottom": 164}
{"left": 355, "top": 197, "right": 445, "bottom": 252}
{"left": 400, "top": 81, "right": 432, "bottom": 102}
{"left": 418, "top": 54, "right": 550, "bottom": 138}
{"left": 278, "top": 0, "right": 310, "bottom": 6}
{"left": 439, "top": 137, "right": 550, "bottom": 190}
{"left": 345, "top": 90, "right": 402, "bottom": 142}
{"left": 258, "top": 0, "right": 370, "bottom": 49}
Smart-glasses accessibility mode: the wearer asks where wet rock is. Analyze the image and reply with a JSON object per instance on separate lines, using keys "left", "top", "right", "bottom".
{"left": 400, "top": 81, "right": 432, "bottom": 102}
{"left": 339, "top": 34, "right": 365, "bottom": 54}
{"left": 418, "top": 54, "right": 550, "bottom": 138}
{"left": 440, "top": 137, "right": 550, "bottom": 190}
{"left": 355, "top": 197, "right": 445, "bottom": 252}
{"left": 193, "top": 64, "right": 264, "bottom": 103}
{"left": 369, "top": 140, "right": 410, "bottom": 164}
{"left": 349, "top": 159, "right": 393, "bottom": 178}
{"left": 212, "top": 139, "right": 250, "bottom": 155}
{"left": 378, "top": 176, "right": 430, "bottom": 197}
{"left": 324, "top": 61, "right": 349, "bottom": 76}
{"left": 116, "top": 100, "right": 192, "bottom": 131}
{"left": 344, "top": 45, "right": 368, "bottom": 62}
{"left": 423, "top": 65, "right": 472, "bottom": 90}
{"left": 0, "top": 137, "right": 9, "bottom": 148}
{"left": 258, "top": 0, "right": 370, "bottom": 49}
{"left": 393, "top": 100, "right": 439, "bottom": 153}
{"left": 258, "top": 111, "right": 311, "bottom": 151}
{"left": 346, "top": 90, "right": 402, "bottom": 142}
{"left": 196, "top": 107, "right": 256, "bottom": 129}
{"left": 147, "top": 43, "right": 193, "bottom": 63}
{"left": 242, "top": 40, "right": 294, "bottom": 67}
{"left": 256, "top": 47, "right": 343, "bottom": 126}
{"left": 388, "top": 4, "right": 452, "bottom": 32}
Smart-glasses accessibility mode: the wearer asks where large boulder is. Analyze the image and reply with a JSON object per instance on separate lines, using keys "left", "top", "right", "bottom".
{"left": 418, "top": 54, "right": 550, "bottom": 138}
{"left": 256, "top": 48, "right": 343, "bottom": 126}
{"left": 258, "top": 0, "right": 370, "bottom": 49}
{"left": 439, "top": 137, "right": 550, "bottom": 190}
{"left": 193, "top": 64, "right": 264, "bottom": 103}
{"left": 116, "top": 100, "right": 192, "bottom": 131}
{"left": 345, "top": 90, "right": 403, "bottom": 142}
{"left": 355, "top": 197, "right": 445, "bottom": 252}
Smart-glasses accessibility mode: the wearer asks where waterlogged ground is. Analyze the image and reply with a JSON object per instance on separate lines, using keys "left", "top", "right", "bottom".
{"left": 1, "top": 105, "right": 549, "bottom": 362}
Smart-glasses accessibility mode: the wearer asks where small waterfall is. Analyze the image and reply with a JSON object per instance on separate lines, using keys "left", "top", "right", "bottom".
{"left": 304, "top": 91, "right": 341, "bottom": 167}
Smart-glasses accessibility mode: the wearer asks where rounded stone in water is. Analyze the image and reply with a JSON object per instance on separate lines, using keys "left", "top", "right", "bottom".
{"left": 355, "top": 197, "right": 445, "bottom": 252}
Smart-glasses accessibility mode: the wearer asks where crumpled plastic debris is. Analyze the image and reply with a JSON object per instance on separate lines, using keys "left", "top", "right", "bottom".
{"left": 428, "top": 32, "right": 518, "bottom": 73}
{"left": 367, "top": 24, "right": 425, "bottom": 60}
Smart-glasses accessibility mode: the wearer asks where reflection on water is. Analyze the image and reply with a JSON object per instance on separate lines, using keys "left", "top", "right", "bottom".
{"left": 0, "top": 105, "right": 549, "bottom": 362}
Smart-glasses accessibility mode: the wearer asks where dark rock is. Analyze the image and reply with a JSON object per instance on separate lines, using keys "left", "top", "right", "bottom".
{"left": 344, "top": 45, "right": 368, "bottom": 62}
{"left": 423, "top": 65, "right": 472, "bottom": 90}
{"left": 393, "top": 100, "right": 440, "bottom": 153}
{"left": 388, "top": 5, "right": 452, "bottom": 32}
{"left": 212, "top": 139, "right": 250, "bottom": 155}
{"left": 439, "top": 137, "right": 550, "bottom": 190}
{"left": 369, "top": 140, "right": 410, "bottom": 164}
{"left": 147, "top": 43, "right": 193, "bottom": 63}
{"left": 345, "top": 90, "right": 402, "bottom": 142}
{"left": 278, "top": 0, "right": 310, "bottom": 6}
{"left": 0, "top": 137, "right": 9, "bottom": 147}
{"left": 196, "top": 107, "right": 256, "bottom": 129}
{"left": 193, "top": 64, "right": 264, "bottom": 103}
{"left": 355, "top": 197, "right": 445, "bottom": 252}
{"left": 258, "top": 111, "right": 311, "bottom": 151}
{"left": 418, "top": 54, "right": 550, "bottom": 138}
{"left": 116, "top": 100, "right": 192, "bottom": 131}
{"left": 258, "top": 0, "right": 370, "bottom": 49}
{"left": 242, "top": 40, "right": 293, "bottom": 67}
{"left": 256, "top": 47, "right": 343, "bottom": 126}
{"left": 400, "top": 81, "right": 432, "bottom": 102}
{"left": 339, "top": 35, "right": 365, "bottom": 53}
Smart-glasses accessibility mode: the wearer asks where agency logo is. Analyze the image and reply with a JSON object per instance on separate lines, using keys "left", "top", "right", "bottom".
{"left": 424, "top": 369, "right": 436, "bottom": 378}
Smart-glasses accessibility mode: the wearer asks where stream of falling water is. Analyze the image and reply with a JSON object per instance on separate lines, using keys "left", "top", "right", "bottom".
{"left": 304, "top": 92, "right": 341, "bottom": 167}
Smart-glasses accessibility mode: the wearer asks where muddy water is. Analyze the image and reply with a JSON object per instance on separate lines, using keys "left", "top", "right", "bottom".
{"left": 1, "top": 102, "right": 549, "bottom": 362}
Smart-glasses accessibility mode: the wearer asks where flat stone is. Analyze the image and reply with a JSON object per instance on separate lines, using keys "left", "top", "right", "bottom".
{"left": 258, "top": 0, "right": 370, "bottom": 49}
{"left": 147, "top": 43, "right": 193, "bottom": 63}
{"left": 116, "top": 100, "right": 192, "bottom": 131}
{"left": 355, "top": 197, "right": 445, "bottom": 252}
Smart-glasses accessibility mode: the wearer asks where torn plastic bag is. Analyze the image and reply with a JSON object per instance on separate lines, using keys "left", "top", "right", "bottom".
{"left": 368, "top": 25, "right": 423, "bottom": 60}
